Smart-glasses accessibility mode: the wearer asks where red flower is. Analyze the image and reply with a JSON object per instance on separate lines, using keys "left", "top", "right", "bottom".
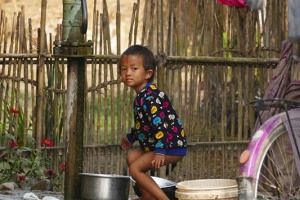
{"left": 9, "top": 140, "right": 19, "bottom": 148}
{"left": 10, "top": 108, "right": 19, "bottom": 114}
{"left": 60, "top": 164, "right": 66, "bottom": 172}
{"left": 44, "top": 168, "right": 57, "bottom": 179}
{"left": 41, "top": 138, "right": 53, "bottom": 147}
{"left": 17, "top": 174, "right": 26, "bottom": 182}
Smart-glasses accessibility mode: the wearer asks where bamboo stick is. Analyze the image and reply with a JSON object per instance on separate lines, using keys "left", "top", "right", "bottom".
{"left": 192, "top": 0, "right": 199, "bottom": 55}
{"left": 156, "top": 0, "right": 162, "bottom": 53}
{"left": 0, "top": 11, "right": 5, "bottom": 52}
{"left": 36, "top": 0, "right": 47, "bottom": 149}
{"left": 128, "top": 3, "right": 136, "bottom": 46}
{"left": 102, "top": 0, "right": 111, "bottom": 54}
{"left": 134, "top": 0, "right": 140, "bottom": 45}
{"left": 148, "top": 0, "right": 154, "bottom": 49}
{"left": 141, "top": 0, "right": 148, "bottom": 45}
{"left": 92, "top": 0, "right": 97, "bottom": 54}
{"left": 116, "top": 0, "right": 120, "bottom": 54}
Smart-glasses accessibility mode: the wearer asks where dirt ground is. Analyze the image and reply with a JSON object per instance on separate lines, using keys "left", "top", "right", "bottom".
{"left": 0, "top": 188, "right": 138, "bottom": 199}
{"left": 1, "top": 0, "right": 64, "bottom": 35}
{"left": 0, "top": 189, "right": 63, "bottom": 200}
{"left": 1, "top": 0, "right": 139, "bottom": 54}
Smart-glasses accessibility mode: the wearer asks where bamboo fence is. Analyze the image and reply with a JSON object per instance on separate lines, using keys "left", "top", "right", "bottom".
{"left": 0, "top": 0, "right": 292, "bottom": 189}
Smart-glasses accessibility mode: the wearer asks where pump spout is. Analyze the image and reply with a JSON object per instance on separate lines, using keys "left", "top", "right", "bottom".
{"left": 80, "top": 0, "right": 87, "bottom": 34}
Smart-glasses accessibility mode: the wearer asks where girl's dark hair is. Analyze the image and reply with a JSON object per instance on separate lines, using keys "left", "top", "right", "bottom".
{"left": 119, "top": 45, "right": 156, "bottom": 82}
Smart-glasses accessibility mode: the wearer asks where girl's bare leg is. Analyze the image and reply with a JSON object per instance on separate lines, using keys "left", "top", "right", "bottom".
{"left": 126, "top": 148, "right": 144, "bottom": 166}
{"left": 127, "top": 149, "right": 183, "bottom": 200}
{"left": 127, "top": 149, "right": 155, "bottom": 199}
{"left": 139, "top": 187, "right": 156, "bottom": 200}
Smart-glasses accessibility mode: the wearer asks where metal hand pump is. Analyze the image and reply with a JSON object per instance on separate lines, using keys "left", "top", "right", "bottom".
{"left": 53, "top": 0, "right": 92, "bottom": 199}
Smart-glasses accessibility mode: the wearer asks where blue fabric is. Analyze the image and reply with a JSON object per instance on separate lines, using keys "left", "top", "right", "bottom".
{"left": 155, "top": 147, "right": 187, "bottom": 156}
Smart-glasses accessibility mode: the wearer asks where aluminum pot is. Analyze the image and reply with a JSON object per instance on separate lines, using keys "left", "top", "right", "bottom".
{"left": 80, "top": 173, "right": 130, "bottom": 200}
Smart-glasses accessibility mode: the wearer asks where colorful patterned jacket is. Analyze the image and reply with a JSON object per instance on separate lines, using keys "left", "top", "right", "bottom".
{"left": 126, "top": 83, "right": 187, "bottom": 155}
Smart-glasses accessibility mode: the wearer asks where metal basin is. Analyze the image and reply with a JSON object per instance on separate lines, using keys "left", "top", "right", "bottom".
{"left": 131, "top": 176, "right": 177, "bottom": 199}
{"left": 80, "top": 173, "right": 130, "bottom": 200}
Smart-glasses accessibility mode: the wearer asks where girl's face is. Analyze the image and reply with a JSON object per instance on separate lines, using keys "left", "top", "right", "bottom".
{"left": 119, "top": 55, "right": 153, "bottom": 93}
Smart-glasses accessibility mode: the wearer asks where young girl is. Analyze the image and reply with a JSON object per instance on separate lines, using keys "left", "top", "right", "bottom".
{"left": 120, "top": 45, "right": 187, "bottom": 200}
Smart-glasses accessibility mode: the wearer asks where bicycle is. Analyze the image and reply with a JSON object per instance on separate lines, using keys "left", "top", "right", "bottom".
{"left": 237, "top": 99, "right": 300, "bottom": 199}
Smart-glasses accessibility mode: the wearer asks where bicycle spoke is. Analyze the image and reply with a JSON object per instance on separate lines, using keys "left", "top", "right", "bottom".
{"left": 239, "top": 109, "right": 300, "bottom": 200}
{"left": 258, "top": 164, "right": 282, "bottom": 198}
{"left": 257, "top": 133, "right": 300, "bottom": 199}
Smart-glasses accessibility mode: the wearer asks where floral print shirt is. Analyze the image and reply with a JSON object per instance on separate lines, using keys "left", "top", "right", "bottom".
{"left": 126, "top": 83, "right": 187, "bottom": 155}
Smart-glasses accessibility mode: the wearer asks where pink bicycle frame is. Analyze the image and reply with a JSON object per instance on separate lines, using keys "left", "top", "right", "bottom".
{"left": 237, "top": 108, "right": 300, "bottom": 199}
{"left": 240, "top": 113, "right": 284, "bottom": 177}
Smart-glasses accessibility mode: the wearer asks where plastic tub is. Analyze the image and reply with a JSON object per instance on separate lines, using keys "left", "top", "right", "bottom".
{"left": 175, "top": 179, "right": 238, "bottom": 200}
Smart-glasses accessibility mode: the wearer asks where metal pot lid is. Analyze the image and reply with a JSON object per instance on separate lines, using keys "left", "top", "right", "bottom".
{"left": 130, "top": 176, "right": 177, "bottom": 188}
{"left": 80, "top": 173, "right": 130, "bottom": 179}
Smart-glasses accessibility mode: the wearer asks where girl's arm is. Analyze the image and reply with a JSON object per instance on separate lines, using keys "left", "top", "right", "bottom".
{"left": 121, "top": 127, "right": 137, "bottom": 149}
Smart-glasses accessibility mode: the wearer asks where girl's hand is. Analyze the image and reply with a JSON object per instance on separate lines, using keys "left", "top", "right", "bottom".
{"left": 121, "top": 136, "right": 133, "bottom": 149}
{"left": 151, "top": 154, "right": 165, "bottom": 169}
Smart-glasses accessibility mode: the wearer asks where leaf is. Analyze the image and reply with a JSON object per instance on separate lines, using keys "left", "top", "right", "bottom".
{"left": 20, "top": 146, "right": 33, "bottom": 152}
{"left": 0, "top": 162, "right": 11, "bottom": 170}
{"left": 0, "top": 150, "right": 9, "bottom": 158}
{"left": 23, "top": 167, "right": 30, "bottom": 175}
{"left": 26, "top": 135, "right": 36, "bottom": 147}
{"left": 5, "top": 134, "right": 15, "bottom": 140}
{"left": 20, "top": 157, "right": 30, "bottom": 164}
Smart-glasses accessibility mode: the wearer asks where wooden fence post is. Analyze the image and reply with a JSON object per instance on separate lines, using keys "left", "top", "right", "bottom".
{"left": 36, "top": 0, "right": 47, "bottom": 149}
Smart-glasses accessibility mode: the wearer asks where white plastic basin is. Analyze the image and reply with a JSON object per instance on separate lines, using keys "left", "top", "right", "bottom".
{"left": 175, "top": 179, "right": 238, "bottom": 200}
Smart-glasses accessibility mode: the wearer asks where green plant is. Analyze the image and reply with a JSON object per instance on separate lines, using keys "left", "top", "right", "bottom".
{"left": 0, "top": 103, "right": 32, "bottom": 146}
{"left": 45, "top": 163, "right": 65, "bottom": 191}
{"left": 42, "top": 139, "right": 65, "bottom": 191}
{"left": 0, "top": 134, "right": 65, "bottom": 190}
{"left": 0, "top": 106, "right": 65, "bottom": 190}
{"left": 0, "top": 134, "right": 44, "bottom": 184}
{"left": 0, "top": 106, "right": 41, "bottom": 184}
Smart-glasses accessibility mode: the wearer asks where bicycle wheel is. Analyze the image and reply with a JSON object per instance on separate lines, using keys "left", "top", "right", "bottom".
{"left": 254, "top": 124, "right": 300, "bottom": 199}
{"left": 238, "top": 109, "right": 300, "bottom": 199}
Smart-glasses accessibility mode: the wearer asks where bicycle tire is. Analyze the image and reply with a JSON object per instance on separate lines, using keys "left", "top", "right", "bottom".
{"left": 238, "top": 109, "right": 300, "bottom": 199}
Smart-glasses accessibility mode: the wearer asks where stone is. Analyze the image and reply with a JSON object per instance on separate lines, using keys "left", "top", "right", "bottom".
{"left": 0, "top": 188, "right": 63, "bottom": 200}
{"left": 42, "top": 196, "right": 60, "bottom": 200}
{"left": 20, "top": 178, "right": 39, "bottom": 189}
{"left": 30, "top": 179, "right": 53, "bottom": 191}
{"left": 23, "top": 192, "right": 40, "bottom": 200}
{"left": 0, "top": 182, "right": 18, "bottom": 190}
